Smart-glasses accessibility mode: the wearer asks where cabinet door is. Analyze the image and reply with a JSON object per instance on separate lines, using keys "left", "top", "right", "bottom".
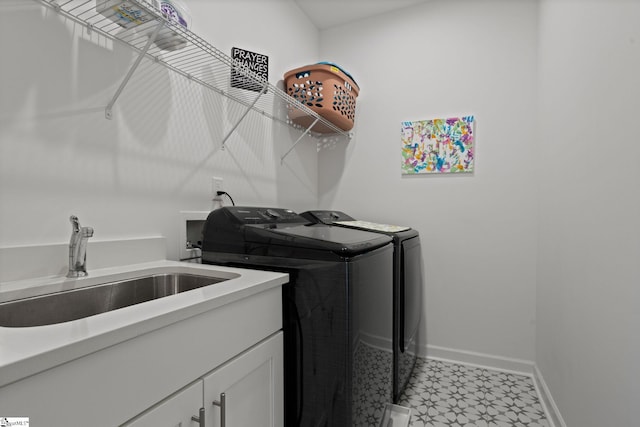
{"left": 203, "top": 332, "right": 283, "bottom": 427}
{"left": 123, "top": 380, "right": 203, "bottom": 427}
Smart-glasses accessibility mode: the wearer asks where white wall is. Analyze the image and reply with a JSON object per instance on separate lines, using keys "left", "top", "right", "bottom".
{"left": 536, "top": 1, "right": 640, "bottom": 426}
{"left": 0, "top": 0, "right": 320, "bottom": 261}
{"left": 318, "top": 0, "right": 539, "bottom": 363}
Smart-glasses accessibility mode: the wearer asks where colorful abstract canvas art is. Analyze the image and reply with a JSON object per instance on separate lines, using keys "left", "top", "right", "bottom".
{"left": 401, "top": 116, "right": 475, "bottom": 174}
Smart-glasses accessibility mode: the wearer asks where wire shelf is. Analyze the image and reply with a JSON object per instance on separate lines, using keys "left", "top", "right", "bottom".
{"left": 37, "top": 0, "right": 351, "bottom": 140}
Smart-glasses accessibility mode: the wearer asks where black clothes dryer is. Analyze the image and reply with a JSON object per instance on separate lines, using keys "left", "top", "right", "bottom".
{"left": 201, "top": 207, "right": 395, "bottom": 427}
{"left": 300, "top": 210, "right": 423, "bottom": 403}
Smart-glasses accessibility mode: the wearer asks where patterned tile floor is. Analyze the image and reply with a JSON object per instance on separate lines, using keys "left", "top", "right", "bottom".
{"left": 398, "top": 358, "right": 550, "bottom": 427}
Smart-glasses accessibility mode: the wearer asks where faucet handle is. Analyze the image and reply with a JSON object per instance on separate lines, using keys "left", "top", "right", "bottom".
{"left": 69, "top": 215, "right": 80, "bottom": 232}
{"left": 70, "top": 216, "right": 93, "bottom": 238}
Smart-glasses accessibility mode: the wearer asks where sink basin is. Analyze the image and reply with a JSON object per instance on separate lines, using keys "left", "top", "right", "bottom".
{"left": 0, "top": 273, "right": 228, "bottom": 328}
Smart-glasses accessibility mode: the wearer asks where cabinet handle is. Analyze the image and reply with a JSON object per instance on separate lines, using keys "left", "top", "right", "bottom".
{"left": 191, "top": 407, "right": 205, "bottom": 427}
{"left": 212, "top": 392, "right": 226, "bottom": 427}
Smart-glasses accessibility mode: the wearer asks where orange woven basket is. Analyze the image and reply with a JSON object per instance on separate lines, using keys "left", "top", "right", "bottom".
{"left": 284, "top": 63, "right": 359, "bottom": 133}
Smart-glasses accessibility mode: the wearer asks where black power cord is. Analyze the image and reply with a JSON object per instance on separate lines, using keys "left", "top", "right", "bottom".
{"left": 216, "top": 191, "right": 235, "bottom": 206}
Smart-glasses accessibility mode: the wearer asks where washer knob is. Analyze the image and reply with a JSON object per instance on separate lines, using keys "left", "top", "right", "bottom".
{"left": 265, "top": 209, "right": 281, "bottom": 219}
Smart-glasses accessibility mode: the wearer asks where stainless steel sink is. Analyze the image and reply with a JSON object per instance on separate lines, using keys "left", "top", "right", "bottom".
{"left": 0, "top": 273, "right": 228, "bottom": 328}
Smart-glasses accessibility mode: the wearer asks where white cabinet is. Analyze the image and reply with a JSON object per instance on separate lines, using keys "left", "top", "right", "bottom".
{"left": 0, "top": 285, "right": 283, "bottom": 427}
{"left": 124, "top": 381, "right": 203, "bottom": 427}
{"left": 124, "top": 332, "right": 283, "bottom": 427}
{"left": 204, "top": 332, "right": 284, "bottom": 427}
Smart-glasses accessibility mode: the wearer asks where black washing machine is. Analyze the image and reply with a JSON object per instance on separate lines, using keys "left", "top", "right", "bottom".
{"left": 300, "top": 210, "right": 423, "bottom": 403}
{"left": 201, "top": 207, "right": 395, "bottom": 427}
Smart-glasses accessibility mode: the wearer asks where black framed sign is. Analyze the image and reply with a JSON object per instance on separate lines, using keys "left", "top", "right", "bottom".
{"left": 231, "top": 47, "right": 269, "bottom": 92}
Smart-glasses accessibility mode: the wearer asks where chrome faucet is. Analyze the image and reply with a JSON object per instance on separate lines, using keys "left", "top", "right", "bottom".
{"left": 67, "top": 215, "right": 94, "bottom": 278}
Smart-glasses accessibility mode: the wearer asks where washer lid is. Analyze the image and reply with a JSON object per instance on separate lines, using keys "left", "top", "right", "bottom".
{"left": 245, "top": 223, "right": 392, "bottom": 255}
{"left": 300, "top": 210, "right": 412, "bottom": 233}
{"left": 333, "top": 220, "right": 411, "bottom": 233}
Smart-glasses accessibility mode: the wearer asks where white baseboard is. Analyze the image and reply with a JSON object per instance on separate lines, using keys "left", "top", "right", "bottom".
{"left": 534, "top": 365, "right": 567, "bottom": 427}
{"left": 424, "top": 344, "right": 535, "bottom": 375}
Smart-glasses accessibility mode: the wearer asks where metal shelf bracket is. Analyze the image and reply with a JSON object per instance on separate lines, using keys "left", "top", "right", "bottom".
{"left": 105, "top": 20, "right": 164, "bottom": 120}
{"left": 281, "top": 118, "right": 320, "bottom": 164}
{"left": 220, "top": 81, "right": 269, "bottom": 149}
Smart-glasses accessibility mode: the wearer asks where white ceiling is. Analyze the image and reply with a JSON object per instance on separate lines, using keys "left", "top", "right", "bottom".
{"left": 293, "top": 0, "right": 431, "bottom": 30}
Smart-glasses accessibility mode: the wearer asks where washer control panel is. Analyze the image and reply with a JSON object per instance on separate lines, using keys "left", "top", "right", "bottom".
{"left": 226, "top": 207, "right": 305, "bottom": 225}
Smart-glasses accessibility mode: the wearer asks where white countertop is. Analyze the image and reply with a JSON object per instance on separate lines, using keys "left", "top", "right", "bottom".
{"left": 0, "top": 260, "right": 288, "bottom": 388}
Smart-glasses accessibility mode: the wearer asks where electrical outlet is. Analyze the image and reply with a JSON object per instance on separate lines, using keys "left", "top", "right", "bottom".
{"left": 212, "top": 177, "right": 224, "bottom": 199}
